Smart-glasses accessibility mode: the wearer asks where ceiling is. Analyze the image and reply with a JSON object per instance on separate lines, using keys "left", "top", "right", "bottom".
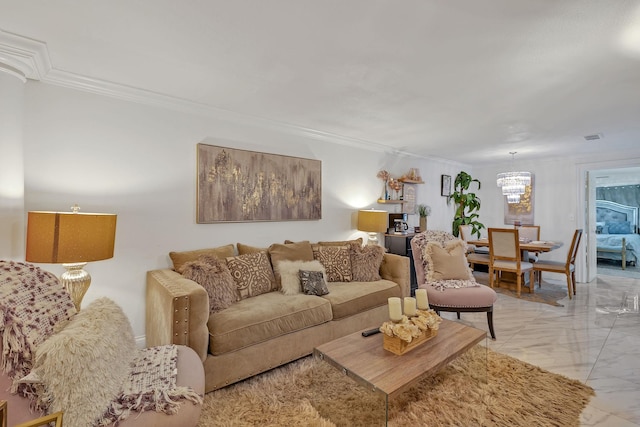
{"left": 2, "top": 0, "right": 640, "bottom": 165}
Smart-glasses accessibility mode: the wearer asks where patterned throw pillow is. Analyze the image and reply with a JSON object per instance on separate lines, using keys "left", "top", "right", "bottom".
{"left": 423, "top": 240, "right": 473, "bottom": 281}
{"left": 299, "top": 270, "right": 329, "bottom": 296}
{"left": 181, "top": 255, "right": 240, "bottom": 313}
{"left": 226, "top": 251, "right": 276, "bottom": 299}
{"left": 311, "top": 244, "right": 352, "bottom": 282}
{"left": 351, "top": 244, "right": 385, "bottom": 281}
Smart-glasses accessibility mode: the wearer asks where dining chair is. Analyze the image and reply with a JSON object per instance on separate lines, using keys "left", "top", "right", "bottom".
{"left": 459, "top": 225, "right": 490, "bottom": 270}
{"left": 488, "top": 228, "right": 535, "bottom": 297}
{"left": 517, "top": 225, "right": 541, "bottom": 262}
{"left": 533, "top": 229, "right": 583, "bottom": 299}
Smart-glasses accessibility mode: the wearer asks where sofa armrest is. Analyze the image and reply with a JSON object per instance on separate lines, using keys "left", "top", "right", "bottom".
{"left": 379, "top": 253, "right": 410, "bottom": 297}
{"left": 146, "top": 269, "right": 209, "bottom": 362}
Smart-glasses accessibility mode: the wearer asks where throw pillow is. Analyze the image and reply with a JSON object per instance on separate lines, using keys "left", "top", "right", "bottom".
{"left": 31, "top": 297, "right": 137, "bottom": 427}
{"left": 351, "top": 244, "right": 385, "bottom": 281}
{"left": 275, "top": 260, "right": 326, "bottom": 295}
{"left": 169, "top": 244, "right": 235, "bottom": 273}
{"left": 606, "top": 221, "right": 631, "bottom": 235}
{"left": 268, "top": 241, "right": 314, "bottom": 285}
{"left": 0, "top": 260, "right": 76, "bottom": 395}
{"left": 299, "top": 270, "right": 329, "bottom": 296}
{"left": 181, "top": 255, "right": 240, "bottom": 313}
{"left": 424, "top": 240, "right": 473, "bottom": 281}
{"left": 311, "top": 244, "right": 353, "bottom": 282}
{"left": 226, "top": 251, "right": 276, "bottom": 299}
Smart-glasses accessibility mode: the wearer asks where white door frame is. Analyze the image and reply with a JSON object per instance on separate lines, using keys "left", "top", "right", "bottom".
{"left": 576, "top": 157, "right": 640, "bottom": 282}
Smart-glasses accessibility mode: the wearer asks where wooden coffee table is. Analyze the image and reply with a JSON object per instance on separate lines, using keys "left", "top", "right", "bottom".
{"left": 312, "top": 318, "right": 487, "bottom": 425}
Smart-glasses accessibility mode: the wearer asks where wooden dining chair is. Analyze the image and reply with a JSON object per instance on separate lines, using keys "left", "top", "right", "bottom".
{"left": 488, "top": 228, "right": 535, "bottom": 297}
{"left": 517, "top": 225, "right": 541, "bottom": 261}
{"left": 533, "top": 229, "right": 583, "bottom": 299}
{"left": 459, "top": 225, "right": 490, "bottom": 270}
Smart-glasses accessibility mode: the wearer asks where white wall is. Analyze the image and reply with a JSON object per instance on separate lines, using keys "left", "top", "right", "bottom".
{"left": 19, "top": 82, "right": 465, "bottom": 342}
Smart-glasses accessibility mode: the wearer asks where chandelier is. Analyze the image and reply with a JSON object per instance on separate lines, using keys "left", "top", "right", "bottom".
{"left": 496, "top": 152, "right": 531, "bottom": 204}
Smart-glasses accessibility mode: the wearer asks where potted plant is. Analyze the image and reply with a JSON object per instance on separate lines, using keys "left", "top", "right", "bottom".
{"left": 448, "top": 171, "right": 485, "bottom": 238}
{"left": 416, "top": 204, "right": 431, "bottom": 231}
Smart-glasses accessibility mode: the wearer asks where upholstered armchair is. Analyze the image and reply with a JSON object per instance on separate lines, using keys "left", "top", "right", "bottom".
{"left": 0, "top": 260, "right": 204, "bottom": 427}
{"left": 410, "top": 230, "right": 497, "bottom": 339}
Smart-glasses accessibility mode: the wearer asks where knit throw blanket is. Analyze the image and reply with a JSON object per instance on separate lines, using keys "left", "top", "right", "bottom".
{"left": 98, "top": 345, "right": 203, "bottom": 426}
{"left": 0, "top": 260, "right": 76, "bottom": 396}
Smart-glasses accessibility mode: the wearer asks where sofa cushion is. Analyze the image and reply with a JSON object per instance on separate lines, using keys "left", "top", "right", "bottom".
{"left": 312, "top": 244, "right": 353, "bottom": 282}
{"left": 226, "top": 251, "right": 276, "bottom": 299}
{"left": 170, "top": 244, "right": 236, "bottom": 273}
{"left": 350, "top": 244, "right": 385, "bottom": 281}
{"left": 207, "top": 292, "right": 332, "bottom": 355}
{"left": 181, "top": 255, "right": 240, "bottom": 314}
{"left": 321, "top": 279, "right": 401, "bottom": 320}
{"left": 276, "top": 260, "right": 326, "bottom": 295}
{"left": 268, "top": 241, "right": 315, "bottom": 285}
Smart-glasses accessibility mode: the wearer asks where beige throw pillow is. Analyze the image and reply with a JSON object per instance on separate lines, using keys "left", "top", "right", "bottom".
{"left": 226, "top": 251, "right": 276, "bottom": 299}
{"left": 424, "top": 240, "right": 473, "bottom": 281}
{"left": 276, "top": 260, "right": 326, "bottom": 295}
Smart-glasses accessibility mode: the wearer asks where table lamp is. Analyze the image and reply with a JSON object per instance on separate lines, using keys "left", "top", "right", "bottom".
{"left": 357, "top": 209, "right": 388, "bottom": 246}
{"left": 25, "top": 205, "right": 117, "bottom": 310}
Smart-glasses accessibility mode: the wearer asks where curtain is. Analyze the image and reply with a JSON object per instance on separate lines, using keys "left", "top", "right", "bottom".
{"left": 596, "top": 185, "right": 640, "bottom": 208}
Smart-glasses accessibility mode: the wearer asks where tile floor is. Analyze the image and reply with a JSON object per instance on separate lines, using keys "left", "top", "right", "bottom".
{"left": 443, "top": 272, "right": 640, "bottom": 426}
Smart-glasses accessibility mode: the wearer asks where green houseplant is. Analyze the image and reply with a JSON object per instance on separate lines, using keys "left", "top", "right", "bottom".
{"left": 449, "top": 171, "right": 485, "bottom": 238}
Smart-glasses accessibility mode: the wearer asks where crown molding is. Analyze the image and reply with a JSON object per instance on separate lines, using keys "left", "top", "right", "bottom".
{"left": 0, "top": 30, "right": 466, "bottom": 166}
{"left": 0, "top": 30, "right": 51, "bottom": 80}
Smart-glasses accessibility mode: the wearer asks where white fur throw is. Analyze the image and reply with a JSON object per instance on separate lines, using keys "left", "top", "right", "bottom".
{"left": 276, "top": 260, "right": 326, "bottom": 295}
{"left": 32, "top": 297, "right": 137, "bottom": 427}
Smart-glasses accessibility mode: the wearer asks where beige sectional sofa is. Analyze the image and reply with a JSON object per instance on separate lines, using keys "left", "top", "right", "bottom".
{"left": 146, "top": 240, "right": 410, "bottom": 393}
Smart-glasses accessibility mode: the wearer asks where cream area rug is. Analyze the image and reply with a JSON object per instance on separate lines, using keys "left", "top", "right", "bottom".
{"left": 473, "top": 271, "right": 568, "bottom": 307}
{"left": 197, "top": 345, "right": 594, "bottom": 427}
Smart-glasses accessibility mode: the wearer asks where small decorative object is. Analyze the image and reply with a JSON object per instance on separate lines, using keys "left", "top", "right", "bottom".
{"left": 416, "top": 204, "right": 431, "bottom": 232}
{"left": 380, "top": 309, "right": 442, "bottom": 355}
{"left": 404, "top": 297, "right": 417, "bottom": 317}
{"left": 441, "top": 175, "right": 451, "bottom": 197}
{"left": 377, "top": 170, "right": 390, "bottom": 200}
{"left": 388, "top": 297, "right": 403, "bottom": 322}
{"left": 415, "top": 288, "right": 429, "bottom": 309}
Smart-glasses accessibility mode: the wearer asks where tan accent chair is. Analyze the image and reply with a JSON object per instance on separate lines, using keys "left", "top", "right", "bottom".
{"left": 1, "top": 400, "right": 63, "bottom": 427}
{"left": 488, "top": 228, "right": 534, "bottom": 297}
{"left": 533, "top": 229, "right": 583, "bottom": 299}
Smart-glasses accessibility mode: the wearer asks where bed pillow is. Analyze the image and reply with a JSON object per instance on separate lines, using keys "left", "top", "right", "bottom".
{"left": 606, "top": 221, "right": 631, "bottom": 235}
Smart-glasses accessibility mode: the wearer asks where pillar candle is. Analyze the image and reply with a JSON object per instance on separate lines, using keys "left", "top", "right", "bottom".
{"left": 404, "top": 297, "right": 417, "bottom": 317}
{"left": 388, "top": 297, "right": 402, "bottom": 322}
{"left": 415, "top": 289, "right": 429, "bottom": 309}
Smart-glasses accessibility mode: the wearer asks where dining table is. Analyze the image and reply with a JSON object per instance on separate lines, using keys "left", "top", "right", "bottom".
{"left": 466, "top": 238, "right": 563, "bottom": 289}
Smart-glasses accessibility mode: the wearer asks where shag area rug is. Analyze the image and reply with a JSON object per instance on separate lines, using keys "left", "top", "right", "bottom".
{"left": 197, "top": 345, "right": 594, "bottom": 427}
{"left": 473, "top": 271, "right": 568, "bottom": 307}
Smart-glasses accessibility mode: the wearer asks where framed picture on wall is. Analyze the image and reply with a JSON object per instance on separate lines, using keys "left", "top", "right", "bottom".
{"left": 441, "top": 175, "right": 451, "bottom": 197}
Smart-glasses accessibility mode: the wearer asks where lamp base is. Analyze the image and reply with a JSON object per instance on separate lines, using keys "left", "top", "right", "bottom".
{"left": 367, "top": 232, "right": 381, "bottom": 246}
{"left": 60, "top": 262, "right": 91, "bottom": 311}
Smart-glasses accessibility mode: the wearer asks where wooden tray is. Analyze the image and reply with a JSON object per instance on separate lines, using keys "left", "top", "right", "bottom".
{"left": 383, "top": 328, "right": 437, "bottom": 355}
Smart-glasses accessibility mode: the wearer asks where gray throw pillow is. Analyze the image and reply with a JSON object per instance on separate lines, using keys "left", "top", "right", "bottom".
{"left": 299, "top": 270, "right": 329, "bottom": 296}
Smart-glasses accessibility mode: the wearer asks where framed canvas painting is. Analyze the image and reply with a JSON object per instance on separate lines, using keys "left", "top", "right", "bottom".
{"left": 441, "top": 175, "right": 451, "bottom": 197}
{"left": 504, "top": 175, "right": 535, "bottom": 225}
{"left": 197, "top": 144, "right": 322, "bottom": 223}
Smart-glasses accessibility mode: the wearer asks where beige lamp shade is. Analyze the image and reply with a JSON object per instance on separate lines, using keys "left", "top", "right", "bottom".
{"left": 26, "top": 211, "right": 117, "bottom": 263}
{"left": 357, "top": 209, "right": 388, "bottom": 233}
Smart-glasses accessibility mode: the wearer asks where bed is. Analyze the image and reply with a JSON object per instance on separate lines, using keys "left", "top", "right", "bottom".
{"left": 596, "top": 200, "right": 640, "bottom": 269}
